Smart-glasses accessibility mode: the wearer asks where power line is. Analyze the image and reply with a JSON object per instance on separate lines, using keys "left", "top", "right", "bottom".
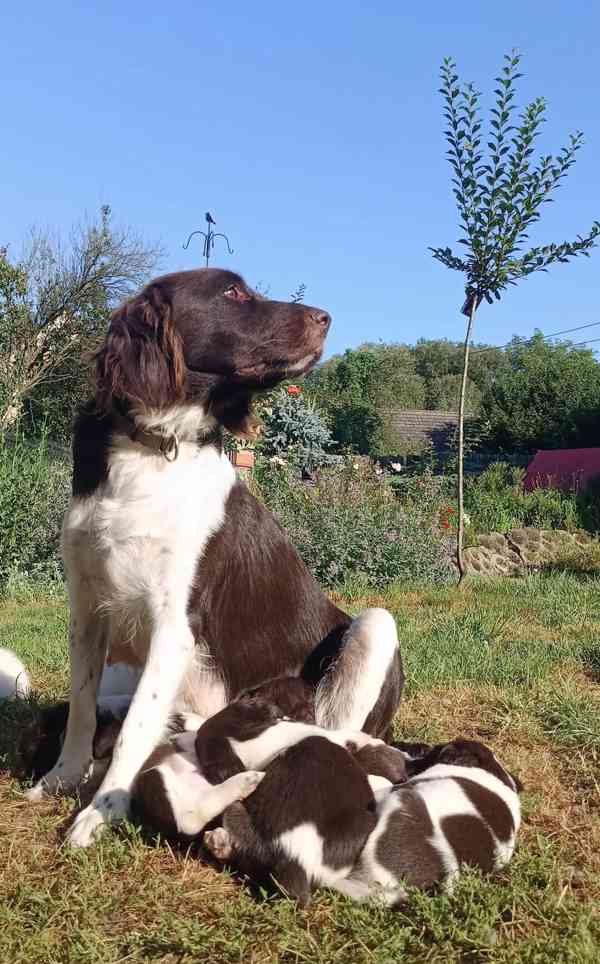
{"left": 472, "top": 320, "right": 600, "bottom": 355}
{"left": 571, "top": 337, "right": 600, "bottom": 349}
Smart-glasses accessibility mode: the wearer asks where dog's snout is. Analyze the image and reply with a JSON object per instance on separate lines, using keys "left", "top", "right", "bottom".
{"left": 308, "top": 309, "right": 331, "bottom": 331}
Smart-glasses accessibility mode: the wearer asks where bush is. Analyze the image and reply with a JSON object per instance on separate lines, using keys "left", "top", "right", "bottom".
{"left": 463, "top": 462, "right": 581, "bottom": 535}
{"left": 0, "top": 432, "right": 69, "bottom": 585}
{"left": 577, "top": 474, "right": 600, "bottom": 534}
{"left": 254, "top": 457, "right": 453, "bottom": 589}
{"left": 258, "top": 386, "right": 338, "bottom": 470}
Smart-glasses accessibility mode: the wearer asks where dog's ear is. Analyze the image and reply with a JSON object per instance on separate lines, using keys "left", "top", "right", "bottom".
{"left": 95, "top": 284, "right": 186, "bottom": 412}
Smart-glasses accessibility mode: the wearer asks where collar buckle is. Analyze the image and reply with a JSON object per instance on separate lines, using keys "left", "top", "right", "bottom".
{"left": 160, "top": 433, "right": 179, "bottom": 462}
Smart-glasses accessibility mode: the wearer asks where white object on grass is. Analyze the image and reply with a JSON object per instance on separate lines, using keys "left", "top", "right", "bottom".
{"left": 0, "top": 647, "right": 31, "bottom": 700}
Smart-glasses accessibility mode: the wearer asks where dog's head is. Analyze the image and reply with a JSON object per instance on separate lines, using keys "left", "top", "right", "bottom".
{"left": 94, "top": 268, "right": 331, "bottom": 436}
{"left": 411, "top": 738, "right": 523, "bottom": 792}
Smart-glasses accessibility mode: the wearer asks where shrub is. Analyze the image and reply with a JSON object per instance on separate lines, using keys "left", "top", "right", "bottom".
{"left": 0, "top": 432, "right": 69, "bottom": 585}
{"left": 258, "top": 386, "right": 338, "bottom": 470}
{"left": 464, "top": 462, "right": 581, "bottom": 534}
{"left": 577, "top": 474, "right": 600, "bottom": 534}
{"left": 254, "top": 457, "right": 453, "bottom": 589}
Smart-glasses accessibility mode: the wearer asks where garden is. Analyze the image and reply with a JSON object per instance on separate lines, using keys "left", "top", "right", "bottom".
{"left": 1, "top": 44, "right": 599, "bottom": 964}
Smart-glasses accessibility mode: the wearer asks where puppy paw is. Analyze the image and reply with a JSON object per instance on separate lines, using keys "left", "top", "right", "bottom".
{"left": 239, "top": 770, "right": 265, "bottom": 798}
{"left": 204, "top": 826, "right": 233, "bottom": 861}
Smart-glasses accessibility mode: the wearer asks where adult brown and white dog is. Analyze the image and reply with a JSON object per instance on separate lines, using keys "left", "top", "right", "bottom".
{"left": 26, "top": 268, "right": 403, "bottom": 847}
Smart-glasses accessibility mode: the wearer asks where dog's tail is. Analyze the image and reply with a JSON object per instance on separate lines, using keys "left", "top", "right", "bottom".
{"left": 0, "top": 647, "right": 31, "bottom": 700}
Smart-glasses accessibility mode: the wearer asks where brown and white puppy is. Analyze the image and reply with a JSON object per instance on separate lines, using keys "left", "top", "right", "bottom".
{"left": 205, "top": 738, "right": 521, "bottom": 907}
{"left": 135, "top": 696, "right": 400, "bottom": 840}
{"left": 26, "top": 268, "right": 404, "bottom": 848}
{"left": 205, "top": 735, "right": 379, "bottom": 906}
{"left": 331, "top": 739, "right": 523, "bottom": 906}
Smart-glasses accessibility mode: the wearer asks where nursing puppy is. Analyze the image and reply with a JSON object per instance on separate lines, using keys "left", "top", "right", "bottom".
{"left": 135, "top": 696, "right": 403, "bottom": 840}
{"left": 331, "top": 739, "right": 522, "bottom": 906}
{"left": 17, "top": 696, "right": 134, "bottom": 785}
{"left": 205, "top": 738, "right": 520, "bottom": 907}
{"left": 204, "top": 736, "right": 378, "bottom": 906}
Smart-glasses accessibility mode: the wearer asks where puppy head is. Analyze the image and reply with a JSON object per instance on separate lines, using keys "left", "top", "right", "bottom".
{"left": 230, "top": 694, "right": 285, "bottom": 732}
{"left": 351, "top": 743, "right": 408, "bottom": 785}
{"left": 416, "top": 739, "right": 523, "bottom": 792}
{"left": 15, "top": 702, "right": 70, "bottom": 780}
{"left": 239, "top": 677, "right": 315, "bottom": 723}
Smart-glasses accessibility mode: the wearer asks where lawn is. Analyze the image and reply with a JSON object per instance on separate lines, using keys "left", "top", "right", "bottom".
{"left": 1, "top": 573, "right": 599, "bottom": 963}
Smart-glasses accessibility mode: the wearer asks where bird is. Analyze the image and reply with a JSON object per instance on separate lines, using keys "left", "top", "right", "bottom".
{"left": 205, "top": 212, "right": 216, "bottom": 225}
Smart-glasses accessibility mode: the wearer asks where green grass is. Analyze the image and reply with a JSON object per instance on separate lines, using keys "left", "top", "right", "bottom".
{"left": 1, "top": 573, "right": 599, "bottom": 963}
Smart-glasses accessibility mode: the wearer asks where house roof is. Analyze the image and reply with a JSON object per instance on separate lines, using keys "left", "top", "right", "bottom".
{"left": 523, "top": 448, "right": 600, "bottom": 492}
{"left": 383, "top": 409, "right": 459, "bottom": 453}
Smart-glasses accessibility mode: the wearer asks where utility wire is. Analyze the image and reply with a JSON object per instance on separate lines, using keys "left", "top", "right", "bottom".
{"left": 472, "top": 320, "right": 600, "bottom": 354}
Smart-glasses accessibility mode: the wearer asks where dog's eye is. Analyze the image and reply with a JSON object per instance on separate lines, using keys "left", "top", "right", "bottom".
{"left": 224, "top": 284, "right": 252, "bottom": 304}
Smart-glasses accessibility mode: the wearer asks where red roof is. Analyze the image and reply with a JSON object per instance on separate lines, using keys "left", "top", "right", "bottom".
{"left": 523, "top": 449, "right": 600, "bottom": 493}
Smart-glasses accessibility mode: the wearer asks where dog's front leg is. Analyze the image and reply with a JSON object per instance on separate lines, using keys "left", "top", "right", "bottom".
{"left": 26, "top": 582, "right": 107, "bottom": 800}
{"left": 66, "top": 609, "right": 195, "bottom": 847}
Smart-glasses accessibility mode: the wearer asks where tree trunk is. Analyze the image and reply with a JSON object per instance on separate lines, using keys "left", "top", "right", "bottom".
{"left": 456, "top": 298, "right": 479, "bottom": 584}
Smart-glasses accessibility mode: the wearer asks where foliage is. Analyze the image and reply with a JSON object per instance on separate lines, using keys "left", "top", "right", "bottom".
{"left": 0, "top": 432, "right": 69, "bottom": 585}
{"left": 478, "top": 334, "right": 600, "bottom": 451}
{"left": 0, "top": 206, "right": 161, "bottom": 435}
{"left": 425, "top": 372, "right": 482, "bottom": 414}
{"left": 431, "top": 52, "right": 600, "bottom": 307}
{"left": 431, "top": 49, "right": 600, "bottom": 580}
{"left": 463, "top": 462, "right": 581, "bottom": 535}
{"left": 254, "top": 457, "right": 453, "bottom": 588}
{"left": 306, "top": 345, "right": 426, "bottom": 455}
{"left": 576, "top": 474, "right": 600, "bottom": 536}
{"left": 258, "top": 385, "right": 338, "bottom": 470}
{"left": 413, "top": 338, "right": 507, "bottom": 406}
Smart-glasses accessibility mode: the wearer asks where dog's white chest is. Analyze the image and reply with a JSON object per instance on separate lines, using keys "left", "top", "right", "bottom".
{"left": 63, "top": 441, "right": 235, "bottom": 603}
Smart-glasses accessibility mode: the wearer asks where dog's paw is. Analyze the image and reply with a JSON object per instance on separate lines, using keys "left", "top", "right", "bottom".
{"left": 24, "top": 781, "right": 51, "bottom": 802}
{"left": 238, "top": 770, "right": 265, "bottom": 798}
{"left": 66, "top": 805, "right": 108, "bottom": 848}
{"left": 25, "top": 760, "right": 92, "bottom": 801}
{"left": 204, "top": 826, "right": 233, "bottom": 861}
{"left": 65, "top": 789, "right": 130, "bottom": 848}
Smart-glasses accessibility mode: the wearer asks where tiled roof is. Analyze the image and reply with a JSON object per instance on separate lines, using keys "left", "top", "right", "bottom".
{"left": 383, "top": 409, "right": 459, "bottom": 452}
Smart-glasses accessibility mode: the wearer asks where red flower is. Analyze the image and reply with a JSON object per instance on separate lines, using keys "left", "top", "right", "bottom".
{"left": 441, "top": 520, "right": 451, "bottom": 529}
{"left": 287, "top": 385, "right": 302, "bottom": 396}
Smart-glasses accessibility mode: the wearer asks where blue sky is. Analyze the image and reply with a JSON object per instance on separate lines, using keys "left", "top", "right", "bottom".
{"left": 2, "top": 1, "right": 599, "bottom": 357}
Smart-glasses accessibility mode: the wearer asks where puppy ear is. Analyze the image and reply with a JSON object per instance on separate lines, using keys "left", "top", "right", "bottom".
{"left": 271, "top": 857, "right": 312, "bottom": 907}
{"left": 509, "top": 771, "right": 524, "bottom": 792}
{"left": 95, "top": 284, "right": 186, "bottom": 412}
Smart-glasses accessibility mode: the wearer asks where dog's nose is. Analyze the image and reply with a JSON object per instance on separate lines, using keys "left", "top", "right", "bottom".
{"left": 309, "top": 309, "right": 331, "bottom": 331}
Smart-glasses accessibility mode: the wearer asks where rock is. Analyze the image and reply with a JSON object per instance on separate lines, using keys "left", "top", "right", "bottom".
{"left": 463, "top": 544, "right": 524, "bottom": 577}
